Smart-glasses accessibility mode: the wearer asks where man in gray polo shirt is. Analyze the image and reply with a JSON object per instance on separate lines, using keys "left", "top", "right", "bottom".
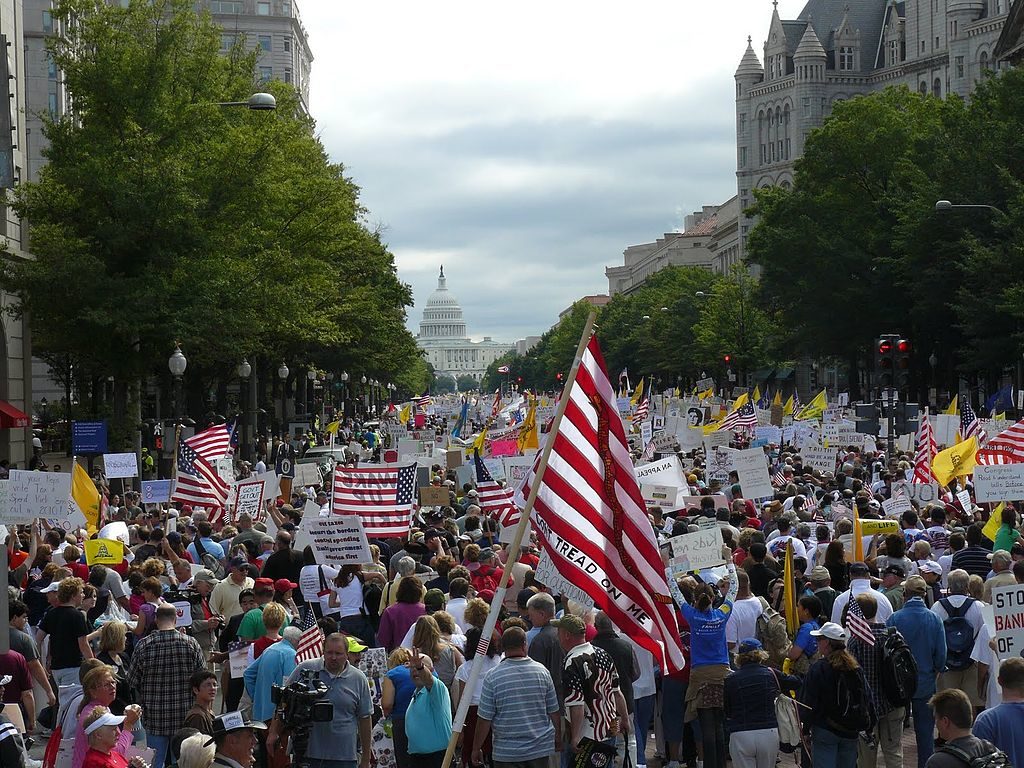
{"left": 473, "top": 627, "right": 560, "bottom": 768}
{"left": 266, "top": 633, "right": 372, "bottom": 768}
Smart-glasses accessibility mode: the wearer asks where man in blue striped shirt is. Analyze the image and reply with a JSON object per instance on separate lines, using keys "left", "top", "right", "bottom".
{"left": 473, "top": 627, "right": 561, "bottom": 768}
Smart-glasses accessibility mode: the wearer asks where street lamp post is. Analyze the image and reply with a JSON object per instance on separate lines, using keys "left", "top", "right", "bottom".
{"left": 307, "top": 369, "right": 317, "bottom": 421}
{"left": 168, "top": 345, "right": 187, "bottom": 421}
{"left": 341, "top": 371, "right": 350, "bottom": 420}
{"left": 278, "top": 363, "right": 289, "bottom": 437}
{"left": 361, "top": 375, "right": 368, "bottom": 416}
{"left": 934, "top": 199, "right": 1007, "bottom": 217}
{"left": 237, "top": 359, "right": 251, "bottom": 461}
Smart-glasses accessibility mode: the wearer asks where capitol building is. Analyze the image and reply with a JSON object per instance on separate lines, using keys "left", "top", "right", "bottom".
{"left": 416, "top": 267, "right": 514, "bottom": 383}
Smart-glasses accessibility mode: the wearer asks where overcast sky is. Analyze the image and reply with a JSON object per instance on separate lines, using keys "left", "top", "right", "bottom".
{"left": 302, "top": 1, "right": 805, "bottom": 342}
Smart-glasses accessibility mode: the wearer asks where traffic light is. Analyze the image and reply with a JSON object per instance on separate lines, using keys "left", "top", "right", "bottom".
{"left": 723, "top": 354, "right": 731, "bottom": 364}
{"left": 896, "top": 339, "right": 912, "bottom": 390}
{"left": 555, "top": 372, "right": 563, "bottom": 382}
{"left": 876, "top": 334, "right": 898, "bottom": 389}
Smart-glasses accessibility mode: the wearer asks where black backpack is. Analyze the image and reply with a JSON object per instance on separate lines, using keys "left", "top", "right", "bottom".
{"left": 940, "top": 597, "right": 977, "bottom": 671}
{"left": 878, "top": 627, "right": 918, "bottom": 707}
{"left": 827, "top": 667, "right": 876, "bottom": 737}
{"left": 362, "top": 581, "right": 383, "bottom": 628}
{"left": 937, "top": 741, "right": 1011, "bottom": 768}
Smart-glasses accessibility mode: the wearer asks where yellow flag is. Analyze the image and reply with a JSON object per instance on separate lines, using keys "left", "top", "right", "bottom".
{"left": 784, "top": 541, "right": 797, "bottom": 637}
{"left": 773, "top": 390, "right": 782, "bottom": 407}
{"left": 698, "top": 388, "right": 714, "bottom": 401}
{"left": 630, "top": 377, "right": 645, "bottom": 406}
{"left": 854, "top": 507, "right": 864, "bottom": 563}
{"left": 932, "top": 436, "right": 978, "bottom": 486}
{"left": 72, "top": 462, "right": 102, "bottom": 534}
{"left": 399, "top": 404, "right": 412, "bottom": 425}
{"left": 674, "top": 387, "right": 681, "bottom": 398}
{"left": 795, "top": 389, "right": 827, "bottom": 421}
{"left": 324, "top": 420, "right": 341, "bottom": 436}
{"left": 472, "top": 426, "right": 489, "bottom": 455}
{"left": 518, "top": 400, "right": 538, "bottom": 453}
{"left": 783, "top": 395, "right": 794, "bottom": 416}
{"left": 995, "top": 412, "right": 1006, "bottom": 421}
{"left": 84, "top": 538, "right": 123, "bottom": 566}
{"left": 702, "top": 421, "right": 722, "bottom": 435}
{"left": 983, "top": 502, "right": 1005, "bottom": 543}
{"left": 752, "top": 386, "right": 762, "bottom": 406}
{"left": 732, "top": 392, "right": 750, "bottom": 410}
{"left": 944, "top": 395, "right": 959, "bottom": 416}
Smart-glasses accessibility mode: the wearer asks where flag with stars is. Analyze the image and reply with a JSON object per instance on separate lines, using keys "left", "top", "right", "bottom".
{"left": 295, "top": 605, "right": 324, "bottom": 663}
{"left": 845, "top": 593, "right": 875, "bottom": 646}
{"left": 171, "top": 422, "right": 236, "bottom": 508}
{"left": 960, "top": 400, "right": 985, "bottom": 443}
{"left": 332, "top": 463, "right": 417, "bottom": 537}
{"left": 473, "top": 449, "right": 519, "bottom": 528}
{"left": 717, "top": 400, "right": 757, "bottom": 432}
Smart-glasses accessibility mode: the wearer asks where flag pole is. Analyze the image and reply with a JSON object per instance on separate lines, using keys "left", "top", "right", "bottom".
{"left": 439, "top": 311, "right": 598, "bottom": 768}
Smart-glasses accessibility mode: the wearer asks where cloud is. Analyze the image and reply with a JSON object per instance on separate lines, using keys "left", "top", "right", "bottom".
{"left": 301, "top": 0, "right": 802, "bottom": 341}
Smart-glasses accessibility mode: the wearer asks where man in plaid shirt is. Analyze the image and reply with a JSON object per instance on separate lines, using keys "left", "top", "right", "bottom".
{"left": 127, "top": 603, "right": 206, "bottom": 768}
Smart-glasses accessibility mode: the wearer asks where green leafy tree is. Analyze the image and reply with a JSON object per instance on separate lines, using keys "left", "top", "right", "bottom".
{"left": 456, "top": 375, "right": 479, "bottom": 392}
{"left": 433, "top": 374, "right": 456, "bottom": 395}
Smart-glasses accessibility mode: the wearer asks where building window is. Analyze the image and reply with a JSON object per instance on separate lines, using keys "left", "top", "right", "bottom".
{"left": 739, "top": 147, "right": 747, "bottom": 168}
{"left": 955, "top": 56, "right": 964, "bottom": 78}
{"left": 221, "top": 33, "right": 236, "bottom": 51}
{"left": 284, "top": 68, "right": 292, "bottom": 84}
{"left": 47, "top": 56, "right": 57, "bottom": 80}
{"left": 284, "top": 37, "right": 291, "bottom": 53}
{"left": 259, "top": 66, "right": 273, "bottom": 82}
{"left": 951, "top": 20, "right": 958, "bottom": 38}
{"left": 42, "top": 10, "right": 52, "bottom": 33}
{"left": 838, "top": 46, "right": 854, "bottom": 71}
{"left": 210, "top": 0, "right": 243, "bottom": 12}
{"left": 980, "top": 51, "right": 990, "bottom": 72}
{"left": 888, "top": 40, "right": 898, "bottom": 66}
{"left": 933, "top": 77, "right": 942, "bottom": 97}
{"left": 257, "top": 1, "right": 271, "bottom": 14}
{"left": 919, "top": 81, "right": 928, "bottom": 95}
{"left": 935, "top": 36, "right": 940, "bottom": 50}
{"left": 921, "top": 40, "right": 926, "bottom": 53}
{"left": 47, "top": 82, "right": 57, "bottom": 117}
{"left": 258, "top": 35, "right": 272, "bottom": 52}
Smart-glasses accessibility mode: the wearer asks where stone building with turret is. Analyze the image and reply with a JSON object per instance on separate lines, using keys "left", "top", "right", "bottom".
{"left": 734, "top": 0, "right": 1011, "bottom": 259}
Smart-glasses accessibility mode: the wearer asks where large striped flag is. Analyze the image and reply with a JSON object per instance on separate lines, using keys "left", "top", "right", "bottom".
{"left": 632, "top": 396, "right": 650, "bottom": 424}
{"left": 473, "top": 450, "right": 519, "bottom": 527}
{"left": 331, "top": 463, "right": 417, "bottom": 537}
{"left": 913, "top": 408, "right": 937, "bottom": 483}
{"left": 717, "top": 399, "right": 756, "bottom": 432}
{"left": 960, "top": 400, "right": 985, "bottom": 443}
{"left": 171, "top": 422, "right": 236, "bottom": 507}
{"left": 845, "top": 592, "right": 875, "bottom": 646}
{"left": 518, "top": 333, "right": 687, "bottom": 673}
{"left": 295, "top": 605, "right": 324, "bottom": 663}
{"left": 976, "top": 418, "right": 1024, "bottom": 465}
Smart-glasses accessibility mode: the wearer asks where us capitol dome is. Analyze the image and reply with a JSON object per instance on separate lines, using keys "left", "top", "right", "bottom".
{"left": 416, "top": 266, "right": 513, "bottom": 384}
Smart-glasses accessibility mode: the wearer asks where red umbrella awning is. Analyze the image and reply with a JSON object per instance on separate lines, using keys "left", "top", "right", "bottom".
{"left": 0, "top": 400, "right": 30, "bottom": 428}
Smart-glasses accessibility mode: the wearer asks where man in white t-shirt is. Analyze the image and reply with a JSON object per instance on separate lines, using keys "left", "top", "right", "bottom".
{"left": 767, "top": 519, "right": 806, "bottom": 560}
{"left": 446, "top": 577, "right": 470, "bottom": 632}
{"left": 725, "top": 571, "right": 763, "bottom": 653}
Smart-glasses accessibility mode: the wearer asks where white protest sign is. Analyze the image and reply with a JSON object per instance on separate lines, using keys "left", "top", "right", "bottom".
{"left": 640, "top": 484, "right": 678, "bottom": 505}
{"left": 802, "top": 447, "right": 838, "bottom": 475}
{"left": 677, "top": 494, "right": 729, "bottom": 511}
{"left": 483, "top": 458, "right": 506, "bottom": 482}
{"left": 932, "top": 414, "right": 960, "bottom": 448}
{"left": 706, "top": 446, "right": 735, "bottom": 483}
{"left": 172, "top": 601, "right": 193, "bottom": 628}
{"left": 232, "top": 480, "right": 266, "bottom": 520}
{"left": 229, "top": 648, "right": 250, "bottom": 679}
{"left": 702, "top": 432, "right": 731, "bottom": 454}
{"left": 882, "top": 493, "right": 913, "bottom": 518}
{"left": 534, "top": 550, "right": 594, "bottom": 607}
{"left": 665, "top": 527, "right": 725, "bottom": 572}
{"left": 4, "top": 470, "right": 75, "bottom": 527}
{"left": 957, "top": 489, "right": 974, "bottom": 511}
{"left": 504, "top": 457, "right": 534, "bottom": 489}
{"left": 731, "top": 447, "right": 773, "bottom": 500}
{"left": 894, "top": 480, "right": 942, "bottom": 507}
{"left": 992, "top": 584, "right": 1024, "bottom": 660}
{"left": 293, "top": 463, "right": 322, "bottom": 487}
{"left": 307, "top": 516, "right": 372, "bottom": 565}
{"left": 216, "top": 457, "right": 235, "bottom": 488}
{"left": 634, "top": 457, "right": 686, "bottom": 489}
{"left": 98, "top": 521, "right": 130, "bottom": 546}
{"left": 755, "top": 425, "right": 783, "bottom": 444}
{"left": 640, "top": 420, "right": 653, "bottom": 447}
{"left": 103, "top": 453, "right": 138, "bottom": 479}
{"left": 975, "top": 464, "right": 1024, "bottom": 502}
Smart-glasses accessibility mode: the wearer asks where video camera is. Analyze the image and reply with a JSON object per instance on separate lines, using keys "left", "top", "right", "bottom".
{"left": 271, "top": 671, "right": 334, "bottom": 732}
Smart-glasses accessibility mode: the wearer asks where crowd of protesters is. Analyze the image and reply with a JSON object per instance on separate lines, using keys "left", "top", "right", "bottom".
{"left": 1, "top": 410, "right": 1024, "bottom": 768}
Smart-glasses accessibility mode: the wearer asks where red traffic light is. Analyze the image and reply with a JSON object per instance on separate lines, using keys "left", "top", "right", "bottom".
{"left": 556, "top": 372, "right": 563, "bottom": 381}
{"left": 879, "top": 340, "right": 893, "bottom": 355}
{"left": 724, "top": 355, "right": 731, "bottom": 363}
{"left": 897, "top": 339, "right": 911, "bottom": 353}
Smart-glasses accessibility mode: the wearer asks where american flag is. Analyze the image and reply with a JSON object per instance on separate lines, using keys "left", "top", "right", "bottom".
{"left": 976, "top": 418, "right": 1024, "bottom": 465}
{"left": 961, "top": 400, "right": 985, "bottom": 443}
{"left": 771, "top": 467, "right": 788, "bottom": 488}
{"left": 845, "top": 594, "right": 875, "bottom": 646}
{"left": 415, "top": 393, "right": 433, "bottom": 409}
{"left": 913, "top": 408, "right": 937, "bottom": 482}
{"left": 717, "top": 401, "right": 757, "bottom": 432}
{"left": 171, "top": 422, "right": 236, "bottom": 507}
{"left": 473, "top": 449, "right": 519, "bottom": 527}
{"left": 332, "top": 463, "right": 417, "bottom": 537}
{"left": 517, "top": 333, "right": 687, "bottom": 674}
{"left": 632, "top": 396, "right": 650, "bottom": 424}
{"left": 294, "top": 605, "right": 324, "bottom": 663}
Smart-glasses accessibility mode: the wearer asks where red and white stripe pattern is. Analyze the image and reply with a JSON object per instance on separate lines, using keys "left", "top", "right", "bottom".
{"left": 295, "top": 605, "right": 324, "bottom": 663}
{"left": 473, "top": 450, "right": 519, "bottom": 527}
{"left": 960, "top": 401, "right": 985, "bottom": 443}
{"left": 490, "top": 390, "right": 503, "bottom": 418}
{"left": 976, "top": 418, "right": 1024, "bottom": 465}
{"left": 331, "top": 464, "right": 417, "bottom": 537}
{"left": 845, "top": 593, "right": 875, "bottom": 646}
{"left": 415, "top": 394, "right": 433, "bottom": 409}
{"left": 717, "top": 401, "right": 757, "bottom": 432}
{"left": 171, "top": 423, "right": 235, "bottom": 508}
{"left": 518, "top": 334, "right": 687, "bottom": 673}
{"left": 913, "top": 408, "right": 937, "bottom": 483}
{"left": 632, "top": 396, "right": 650, "bottom": 424}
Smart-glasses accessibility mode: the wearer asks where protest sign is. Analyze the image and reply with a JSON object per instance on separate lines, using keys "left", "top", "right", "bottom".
{"left": 677, "top": 494, "right": 729, "bottom": 511}
{"left": 731, "top": 447, "right": 773, "bottom": 499}
{"left": 229, "top": 648, "right": 249, "bottom": 679}
{"left": 993, "top": 584, "right": 1024, "bottom": 660}
{"left": 802, "top": 447, "right": 838, "bottom": 475}
{"left": 294, "top": 463, "right": 322, "bottom": 487}
{"left": 307, "top": 516, "right": 372, "bottom": 565}
{"left": 534, "top": 550, "right": 593, "bottom": 606}
{"left": 975, "top": 464, "right": 1024, "bottom": 502}
{"left": 489, "top": 440, "right": 519, "bottom": 457}
{"left": 931, "top": 414, "right": 960, "bottom": 448}
{"left": 98, "top": 521, "right": 130, "bottom": 546}
{"left": 640, "top": 484, "right": 678, "bottom": 505}
{"left": 504, "top": 457, "right": 533, "bottom": 488}
{"left": 172, "top": 601, "right": 192, "bottom": 628}
{"left": 445, "top": 449, "right": 463, "bottom": 469}
{"left": 893, "top": 480, "right": 941, "bottom": 506}
{"left": 640, "top": 420, "right": 653, "bottom": 448}
{"left": 882, "top": 493, "right": 913, "bottom": 518}
{"left": 4, "top": 470, "right": 75, "bottom": 527}
{"left": 665, "top": 527, "right": 725, "bottom": 572}
{"left": 706, "top": 446, "right": 735, "bottom": 483}
{"left": 957, "top": 489, "right": 974, "bottom": 511}
{"left": 755, "top": 425, "right": 783, "bottom": 444}
{"left": 84, "top": 538, "right": 124, "bottom": 565}
{"left": 103, "top": 453, "right": 138, "bottom": 479}
{"left": 419, "top": 486, "right": 449, "bottom": 507}
{"left": 634, "top": 457, "right": 686, "bottom": 489}
{"left": 232, "top": 480, "right": 266, "bottom": 520}
{"left": 860, "top": 519, "right": 899, "bottom": 536}
{"left": 703, "top": 432, "right": 730, "bottom": 454}
{"left": 483, "top": 458, "right": 506, "bottom": 481}
{"left": 141, "top": 480, "right": 172, "bottom": 504}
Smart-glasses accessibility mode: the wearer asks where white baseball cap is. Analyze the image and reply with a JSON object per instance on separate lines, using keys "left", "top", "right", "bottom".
{"left": 85, "top": 711, "right": 126, "bottom": 735}
{"left": 810, "top": 622, "right": 848, "bottom": 642}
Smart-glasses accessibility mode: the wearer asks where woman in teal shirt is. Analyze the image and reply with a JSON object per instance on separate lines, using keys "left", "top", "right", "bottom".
{"left": 994, "top": 505, "right": 1021, "bottom": 554}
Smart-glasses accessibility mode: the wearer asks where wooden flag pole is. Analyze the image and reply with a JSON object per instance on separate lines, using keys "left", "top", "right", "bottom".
{"left": 438, "top": 311, "right": 597, "bottom": 768}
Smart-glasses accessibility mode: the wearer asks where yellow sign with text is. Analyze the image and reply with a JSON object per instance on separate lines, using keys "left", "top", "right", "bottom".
{"left": 84, "top": 538, "right": 124, "bottom": 566}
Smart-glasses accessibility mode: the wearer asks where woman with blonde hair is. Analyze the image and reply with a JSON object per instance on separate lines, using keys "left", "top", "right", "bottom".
{"left": 96, "top": 622, "right": 132, "bottom": 713}
{"left": 252, "top": 601, "right": 287, "bottom": 659}
{"left": 411, "top": 615, "right": 463, "bottom": 691}
{"left": 175, "top": 731, "right": 215, "bottom": 768}
{"left": 71, "top": 667, "right": 142, "bottom": 768}
{"left": 382, "top": 647, "right": 416, "bottom": 768}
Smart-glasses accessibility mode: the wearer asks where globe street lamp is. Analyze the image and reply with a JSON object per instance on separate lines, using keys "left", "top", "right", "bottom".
{"left": 237, "top": 359, "right": 251, "bottom": 460}
{"left": 211, "top": 92, "right": 278, "bottom": 111}
{"left": 307, "top": 368, "right": 317, "bottom": 419}
{"left": 278, "top": 362, "right": 289, "bottom": 436}
{"left": 168, "top": 345, "right": 187, "bottom": 421}
{"left": 934, "top": 199, "right": 1006, "bottom": 216}
{"left": 341, "top": 371, "right": 350, "bottom": 419}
